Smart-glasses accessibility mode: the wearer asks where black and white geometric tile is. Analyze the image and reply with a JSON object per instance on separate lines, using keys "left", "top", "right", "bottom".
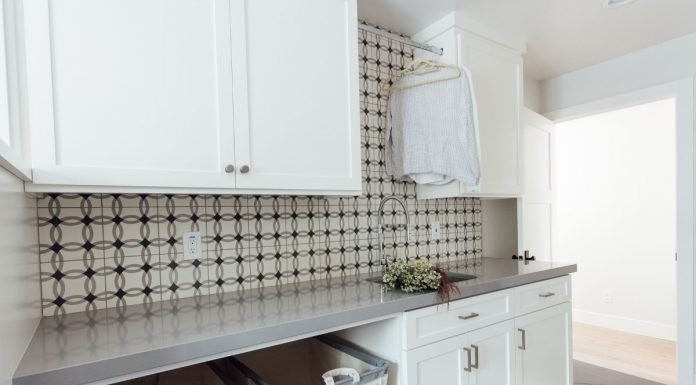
{"left": 37, "top": 29, "right": 483, "bottom": 316}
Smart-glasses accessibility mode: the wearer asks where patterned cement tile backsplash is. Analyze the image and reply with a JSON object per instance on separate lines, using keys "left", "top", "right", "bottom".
{"left": 37, "top": 29, "right": 483, "bottom": 316}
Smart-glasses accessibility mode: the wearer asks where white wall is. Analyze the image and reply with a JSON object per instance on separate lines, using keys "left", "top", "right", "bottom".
{"left": 482, "top": 199, "right": 518, "bottom": 258}
{"left": 0, "top": 166, "right": 40, "bottom": 385}
{"left": 524, "top": 76, "right": 542, "bottom": 113}
{"left": 555, "top": 98, "right": 677, "bottom": 340}
{"left": 542, "top": 33, "right": 696, "bottom": 114}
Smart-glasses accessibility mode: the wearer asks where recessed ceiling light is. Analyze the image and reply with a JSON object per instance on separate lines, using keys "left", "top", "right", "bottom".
{"left": 603, "top": 0, "right": 637, "bottom": 8}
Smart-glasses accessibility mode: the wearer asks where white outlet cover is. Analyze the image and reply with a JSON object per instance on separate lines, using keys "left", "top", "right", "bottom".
{"left": 431, "top": 222, "right": 440, "bottom": 240}
{"left": 408, "top": 224, "right": 416, "bottom": 242}
{"left": 183, "top": 231, "right": 202, "bottom": 260}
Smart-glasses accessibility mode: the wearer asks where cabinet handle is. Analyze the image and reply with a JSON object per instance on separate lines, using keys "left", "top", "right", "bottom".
{"left": 224, "top": 164, "right": 235, "bottom": 173}
{"left": 518, "top": 328, "right": 526, "bottom": 350}
{"left": 240, "top": 165, "right": 250, "bottom": 174}
{"left": 471, "top": 344, "right": 479, "bottom": 369}
{"left": 539, "top": 292, "right": 555, "bottom": 298}
{"left": 463, "top": 347, "right": 472, "bottom": 372}
{"left": 458, "top": 312, "right": 479, "bottom": 320}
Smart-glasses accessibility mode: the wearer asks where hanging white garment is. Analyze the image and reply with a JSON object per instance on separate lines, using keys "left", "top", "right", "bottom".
{"left": 386, "top": 66, "right": 481, "bottom": 187}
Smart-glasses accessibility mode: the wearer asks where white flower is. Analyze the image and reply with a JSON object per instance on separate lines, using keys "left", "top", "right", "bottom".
{"left": 382, "top": 259, "right": 441, "bottom": 293}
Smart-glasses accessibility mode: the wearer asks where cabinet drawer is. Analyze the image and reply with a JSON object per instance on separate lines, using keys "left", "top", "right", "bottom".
{"left": 516, "top": 275, "right": 571, "bottom": 315}
{"left": 403, "top": 290, "right": 513, "bottom": 350}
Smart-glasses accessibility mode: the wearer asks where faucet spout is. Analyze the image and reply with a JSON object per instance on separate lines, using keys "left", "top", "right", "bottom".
{"left": 377, "top": 196, "right": 410, "bottom": 267}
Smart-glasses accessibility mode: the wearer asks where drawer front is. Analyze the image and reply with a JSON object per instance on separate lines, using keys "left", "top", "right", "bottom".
{"left": 403, "top": 290, "right": 513, "bottom": 350}
{"left": 516, "top": 275, "right": 571, "bottom": 315}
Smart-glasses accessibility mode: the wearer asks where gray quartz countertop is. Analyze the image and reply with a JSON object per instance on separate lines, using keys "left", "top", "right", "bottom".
{"left": 13, "top": 258, "right": 576, "bottom": 385}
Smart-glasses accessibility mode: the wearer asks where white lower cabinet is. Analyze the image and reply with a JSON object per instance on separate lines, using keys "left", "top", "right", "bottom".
{"left": 400, "top": 276, "right": 572, "bottom": 385}
{"left": 467, "top": 320, "right": 516, "bottom": 385}
{"left": 404, "top": 333, "right": 469, "bottom": 385}
{"left": 403, "top": 320, "right": 515, "bottom": 385}
{"left": 515, "top": 303, "right": 573, "bottom": 385}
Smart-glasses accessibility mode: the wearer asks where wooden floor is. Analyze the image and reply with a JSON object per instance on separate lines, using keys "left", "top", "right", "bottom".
{"left": 573, "top": 323, "right": 676, "bottom": 385}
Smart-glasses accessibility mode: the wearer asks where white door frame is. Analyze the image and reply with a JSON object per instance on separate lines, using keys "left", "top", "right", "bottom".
{"left": 546, "top": 78, "right": 695, "bottom": 385}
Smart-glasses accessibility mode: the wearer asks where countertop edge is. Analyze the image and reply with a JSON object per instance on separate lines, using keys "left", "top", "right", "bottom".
{"left": 14, "top": 263, "right": 577, "bottom": 385}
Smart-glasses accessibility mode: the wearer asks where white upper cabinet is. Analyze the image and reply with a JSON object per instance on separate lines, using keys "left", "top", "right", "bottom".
{"left": 413, "top": 16, "right": 524, "bottom": 199}
{"left": 462, "top": 34, "right": 522, "bottom": 195}
{"left": 230, "top": 0, "right": 360, "bottom": 192}
{"left": 0, "top": 0, "right": 30, "bottom": 181}
{"left": 21, "top": 0, "right": 360, "bottom": 194}
{"left": 24, "top": 0, "right": 237, "bottom": 189}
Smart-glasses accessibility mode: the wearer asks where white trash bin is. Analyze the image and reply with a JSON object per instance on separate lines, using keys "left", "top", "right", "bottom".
{"left": 213, "top": 337, "right": 389, "bottom": 385}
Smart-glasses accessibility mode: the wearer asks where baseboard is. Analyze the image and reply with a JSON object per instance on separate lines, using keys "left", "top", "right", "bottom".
{"left": 573, "top": 308, "right": 676, "bottom": 341}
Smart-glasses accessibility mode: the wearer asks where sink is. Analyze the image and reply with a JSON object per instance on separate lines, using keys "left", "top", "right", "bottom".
{"left": 365, "top": 271, "right": 476, "bottom": 285}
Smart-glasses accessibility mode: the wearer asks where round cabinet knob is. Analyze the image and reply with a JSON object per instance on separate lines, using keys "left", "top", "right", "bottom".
{"left": 240, "top": 165, "right": 250, "bottom": 174}
{"left": 224, "top": 164, "right": 235, "bottom": 173}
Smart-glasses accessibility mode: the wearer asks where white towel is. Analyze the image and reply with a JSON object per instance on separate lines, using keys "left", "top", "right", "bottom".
{"left": 386, "top": 66, "right": 481, "bottom": 187}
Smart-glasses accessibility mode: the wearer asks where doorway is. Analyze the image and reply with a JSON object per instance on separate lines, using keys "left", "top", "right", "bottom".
{"left": 557, "top": 98, "right": 677, "bottom": 384}
{"left": 532, "top": 79, "right": 694, "bottom": 385}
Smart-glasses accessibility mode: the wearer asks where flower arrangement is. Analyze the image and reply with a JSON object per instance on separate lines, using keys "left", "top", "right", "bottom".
{"left": 382, "top": 258, "right": 441, "bottom": 293}
{"left": 381, "top": 258, "right": 460, "bottom": 303}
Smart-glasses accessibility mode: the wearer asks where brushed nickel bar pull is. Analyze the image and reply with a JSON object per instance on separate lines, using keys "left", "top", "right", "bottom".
{"left": 539, "top": 292, "right": 556, "bottom": 298}
{"left": 518, "top": 328, "right": 526, "bottom": 350}
{"left": 459, "top": 312, "right": 479, "bottom": 320}
{"left": 471, "top": 344, "right": 479, "bottom": 369}
{"left": 463, "top": 347, "right": 472, "bottom": 372}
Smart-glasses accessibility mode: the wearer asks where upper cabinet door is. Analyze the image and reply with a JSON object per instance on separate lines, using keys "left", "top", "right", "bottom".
{"left": 414, "top": 28, "right": 522, "bottom": 200}
{"left": 459, "top": 31, "right": 522, "bottom": 196}
{"left": 24, "top": 0, "right": 236, "bottom": 188}
{"left": 229, "top": 0, "right": 361, "bottom": 193}
{"left": 0, "top": 0, "right": 30, "bottom": 180}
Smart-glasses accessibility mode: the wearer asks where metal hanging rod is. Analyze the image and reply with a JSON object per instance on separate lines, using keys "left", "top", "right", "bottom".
{"left": 358, "top": 23, "right": 444, "bottom": 56}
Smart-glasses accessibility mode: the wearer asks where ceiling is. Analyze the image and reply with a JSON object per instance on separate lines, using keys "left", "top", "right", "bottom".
{"left": 358, "top": 0, "right": 696, "bottom": 80}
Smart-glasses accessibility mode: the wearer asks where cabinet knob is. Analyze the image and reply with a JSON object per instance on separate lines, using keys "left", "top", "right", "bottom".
{"left": 240, "top": 165, "right": 250, "bottom": 174}
{"left": 224, "top": 164, "right": 235, "bottom": 173}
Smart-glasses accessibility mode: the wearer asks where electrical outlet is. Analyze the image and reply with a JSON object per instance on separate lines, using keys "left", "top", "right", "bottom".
{"left": 408, "top": 224, "right": 417, "bottom": 242}
{"left": 183, "top": 232, "right": 202, "bottom": 260}
{"left": 431, "top": 222, "right": 440, "bottom": 240}
{"left": 601, "top": 290, "right": 613, "bottom": 304}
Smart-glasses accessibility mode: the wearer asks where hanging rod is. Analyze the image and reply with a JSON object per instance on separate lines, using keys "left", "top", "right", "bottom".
{"left": 358, "top": 22, "right": 444, "bottom": 56}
